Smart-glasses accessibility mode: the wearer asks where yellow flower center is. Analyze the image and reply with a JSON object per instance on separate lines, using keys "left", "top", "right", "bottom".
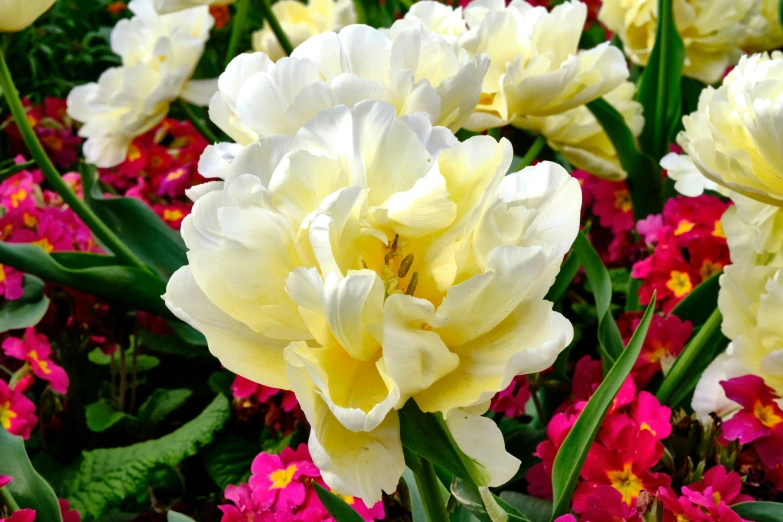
{"left": 0, "top": 265, "right": 5, "bottom": 284}
{"left": 700, "top": 260, "right": 722, "bottom": 280}
{"left": 607, "top": 462, "right": 644, "bottom": 505}
{"left": 10, "top": 188, "right": 27, "bottom": 208}
{"left": 753, "top": 401, "right": 783, "bottom": 428}
{"left": 0, "top": 401, "right": 17, "bottom": 430}
{"left": 639, "top": 421, "right": 656, "bottom": 436}
{"left": 28, "top": 351, "right": 52, "bottom": 375}
{"left": 674, "top": 220, "right": 695, "bottom": 236}
{"left": 713, "top": 220, "right": 726, "bottom": 238}
{"left": 614, "top": 189, "right": 632, "bottom": 213}
{"left": 23, "top": 212, "right": 37, "bottom": 228}
{"left": 33, "top": 238, "right": 54, "bottom": 253}
{"left": 163, "top": 209, "right": 185, "bottom": 221}
{"left": 666, "top": 270, "right": 693, "bottom": 298}
{"left": 269, "top": 464, "right": 297, "bottom": 489}
{"left": 166, "top": 168, "right": 187, "bottom": 181}
{"left": 127, "top": 144, "right": 142, "bottom": 162}
{"left": 712, "top": 491, "right": 722, "bottom": 505}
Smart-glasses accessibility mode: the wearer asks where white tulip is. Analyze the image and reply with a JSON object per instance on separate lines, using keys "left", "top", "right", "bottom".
{"left": 0, "top": 0, "right": 55, "bottom": 32}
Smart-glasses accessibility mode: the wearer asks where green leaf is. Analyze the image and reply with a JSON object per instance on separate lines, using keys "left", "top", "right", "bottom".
{"left": 85, "top": 400, "right": 130, "bottom": 433}
{"left": 657, "top": 309, "right": 724, "bottom": 406}
{"left": 549, "top": 296, "right": 657, "bottom": 520}
{"left": 202, "top": 434, "right": 257, "bottom": 490}
{"left": 62, "top": 395, "right": 230, "bottom": 521}
{"left": 545, "top": 251, "right": 580, "bottom": 303}
{"left": 0, "top": 426, "right": 64, "bottom": 522}
{"left": 136, "top": 389, "right": 192, "bottom": 430}
{"left": 732, "top": 501, "right": 783, "bottom": 522}
{"left": 670, "top": 272, "right": 720, "bottom": 326}
{"left": 313, "top": 482, "right": 365, "bottom": 522}
{"left": 402, "top": 467, "right": 447, "bottom": 522}
{"left": 167, "top": 320, "right": 207, "bottom": 347}
{"left": 138, "top": 329, "right": 208, "bottom": 359}
{"left": 587, "top": 98, "right": 662, "bottom": 219}
{"left": 636, "top": 0, "right": 685, "bottom": 162}
{"left": 87, "top": 348, "right": 160, "bottom": 373}
{"left": 0, "top": 243, "right": 171, "bottom": 318}
{"left": 572, "top": 231, "right": 625, "bottom": 369}
{"left": 451, "top": 478, "right": 530, "bottom": 522}
{"left": 0, "top": 275, "right": 50, "bottom": 333}
{"left": 398, "top": 401, "right": 474, "bottom": 485}
{"left": 168, "top": 512, "right": 197, "bottom": 522}
{"left": 499, "top": 492, "right": 552, "bottom": 522}
{"left": 81, "top": 163, "right": 187, "bottom": 279}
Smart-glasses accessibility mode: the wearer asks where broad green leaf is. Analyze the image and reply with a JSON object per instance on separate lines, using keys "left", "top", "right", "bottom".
{"left": 136, "top": 389, "right": 192, "bottom": 430}
{"left": 549, "top": 296, "right": 656, "bottom": 520}
{"left": 202, "top": 434, "right": 257, "bottom": 490}
{"left": 0, "top": 243, "right": 171, "bottom": 317}
{"left": 313, "top": 483, "right": 365, "bottom": 522}
{"left": 636, "top": 0, "right": 685, "bottom": 162}
{"left": 401, "top": 467, "right": 446, "bottom": 522}
{"left": 0, "top": 275, "right": 49, "bottom": 333}
{"left": 732, "top": 501, "right": 783, "bottom": 522}
{"left": 0, "top": 426, "right": 64, "bottom": 522}
{"left": 85, "top": 400, "right": 130, "bottom": 433}
{"left": 167, "top": 320, "right": 207, "bottom": 347}
{"left": 587, "top": 98, "right": 662, "bottom": 219}
{"left": 398, "top": 400, "right": 474, "bottom": 485}
{"left": 501, "top": 423, "right": 547, "bottom": 484}
{"left": 670, "top": 272, "right": 720, "bottom": 326}
{"left": 63, "top": 395, "right": 230, "bottom": 521}
{"left": 499, "top": 492, "right": 552, "bottom": 522}
{"left": 451, "top": 478, "right": 530, "bottom": 522}
{"left": 657, "top": 309, "right": 724, "bottom": 406}
{"left": 572, "top": 231, "right": 625, "bottom": 369}
{"left": 81, "top": 163, "right": 187, "bottom": 279}
{"left": 168, "top": 512, "right": 197, "bottom": 522}
{"left": 545, "top": 251, "right": 580, "bottom": 303}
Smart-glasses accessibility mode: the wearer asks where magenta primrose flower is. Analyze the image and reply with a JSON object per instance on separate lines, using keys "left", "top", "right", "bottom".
{"left": 250, "top": 445, "right": 321, "bottom": 511}
{"left": 2, "top": 328, "right": 69, "bottom": 394}
{"left": 0, "top": 379, "right": 37, "bottom": 439}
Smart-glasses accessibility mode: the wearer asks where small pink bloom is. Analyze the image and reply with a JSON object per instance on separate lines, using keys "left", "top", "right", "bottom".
{"left": 59, "top": 499, "right": 81, "bottom": 522}
{"left": 2, "top": 328, "right": 69, "bottom": 394}
{"left": 631, "top": 391, "right": 672, "bottom": 441}
{"left": 0, "top": 475, "right": 11, "bottom": 487}
{"left": 0, "top": 509, "right": 36, "bottom": 522}
{"left": 0, "top": 379, "right": 37, "bottom": 439}
{"left": 0, "top": 264, "right": 25, "bottom": 301}
{"left": 490, "top": 375, "right": 530, "bottom": 418}
{"left": 250, "top": 445, "right": 320, "bottom": 511}
{"left": 636, "top": 214, "right": 664, "bottom": 245}
{"left": 657, "top": 487, "right": 709, "bottom": 522}
{"left": 682, "top": 466, "right": 752, "bottom": 514}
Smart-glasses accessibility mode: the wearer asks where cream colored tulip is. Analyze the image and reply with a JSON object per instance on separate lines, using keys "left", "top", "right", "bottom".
{"left": 251, "top": 0, "right": 355, "bottom": 61}
{"left": 743, "top": 0, "right": 783, "bottom": 52}
{"left": 527, "top": 82, "right": 644, "bottom": 181}
{"left": 677, "top": 52, "right": 783, "bottom": 207}
{"left": 0, "top": 0, "right": 55, "bottom": 32}
{"left": 599, "top": 0, "right": 762, "bottom": 85}
{"left": 67, "top": 0, "right": 214, "bottom": 167}
{"left": 208, "top": 23, "right": 488, "bottom": 146}
{"left": 165, "top": 100, "right": 580, "bottom": 503}
{"left": 404, "top": 1, "right": 629, "bottom": 131}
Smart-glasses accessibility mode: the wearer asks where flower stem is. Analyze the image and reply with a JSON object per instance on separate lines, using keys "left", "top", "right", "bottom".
{"left": 257, "top": 0, "right": 294, "bottom": 56}
{"left": 0, "top": 160, "right": 35, "bottom": 183}
{"left": 225, "top": 0, "right": 250, "bottom": 68}
{"left": 516, "top": 135, "right": 546, "bottom": 172}
{"left": 412, "top": 458, "right": 449, "bottom": 522}
{"left": 0, "top": 45, "right": 148, "bottom": 272}
{"left": 176, "top": 99, "right": 221, "bottom": 144}
{"left": 0, "top": 485, "right": 20, "bottom": 513}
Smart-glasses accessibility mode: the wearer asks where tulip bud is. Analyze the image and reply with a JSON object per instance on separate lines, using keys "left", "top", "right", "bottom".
{"left": 0, "top": 0, "right": 56, "bottom": 32}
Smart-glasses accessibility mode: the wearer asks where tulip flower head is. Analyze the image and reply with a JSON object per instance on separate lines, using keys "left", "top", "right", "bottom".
{"left": 0, "top": 0, "right": 55, "bottom": 32}
{"left": 165, "top": 97, "right": 581, "bottom": 503}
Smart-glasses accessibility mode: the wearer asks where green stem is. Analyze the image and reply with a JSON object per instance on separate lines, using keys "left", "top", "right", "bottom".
{"left": 257, "top": 0, "right": 294, "bottom": 56}
{"left": 225, "top": 0, "right": 250, "bottom": 68}
{"left": 0, "top": 486, "right": 20, "bottom": 513}
{"left": 176, "top": 99, "right": 220, "bottom": 144}
{"left": 0, "top": 46, "right": 147, "bottom": 272}
{"left": 516, "top": 135, "right": 546, "bottom": 172}
{"left": 656, "top": 308, "right": 723, "bottom": 405}
{"left": 412, "top": 458, "right": 449, "bottom": 522}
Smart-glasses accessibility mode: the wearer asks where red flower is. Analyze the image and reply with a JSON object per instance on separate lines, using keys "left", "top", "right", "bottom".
{"left": 2, "top": 328, "right": 69, "bottom": 394}
{"left": 720, "top": 375, "right": 783, "bottom": 469}
{"left": 0, "top": 379, "right": 37, "bottom": 439}
{"left": 658, "top": 487, "right": 710, "bottom": 522}
{"left": 661, "top": 196, "right": 728, "bottom": 247}
{"left": 0, "top": 509, "right": 37, "bottom": 522}
{"left": 591, "top": 178, "right": 634, "bottom": 235}
{"left": 490, "top": 375, "right": 530, "bottom": 418}
{"left": 681, "top": 466, "right": 753, "bottom": 515}
{"left": 580, "top": 486, "right": 641, "bottom": 522}
{"left": 574, "top": 426, "right": 670, "bottom": 511}
{"left": 632, "top": 241, "right": 697, "bottom": 312}
{"left": 618, "top": 313, "right": 692, "bottom": 387}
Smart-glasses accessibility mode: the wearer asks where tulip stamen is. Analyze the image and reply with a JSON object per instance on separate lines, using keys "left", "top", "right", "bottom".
{"left": 398, "top": 254, "right": 414, "bottom": 278}
{"left": 405, "top": 272, "right": 418, "bottom": 296}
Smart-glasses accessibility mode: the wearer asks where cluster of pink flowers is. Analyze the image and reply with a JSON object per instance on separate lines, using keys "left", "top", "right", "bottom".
{"left": 490, "top": 375, "right": 531, "bottom": 418}
{"left": 0, "top": 328, "right": 66, "bottom": 439}
{"left": 5, "top": 98, "right": 81, "bottom": 169}
{"left": 219, "top": 444, "right": 384, "bottom": 522}
{"left": 96, "top": 118, "right": 209, "bottom": 230}
{"left": 527, "top": 356, "right": 673, "bottom": 511}
{"left": 0, "top": 475, "right": 79, "bottom": 522}
{"left": 632, "top": 195, "right": 730, "bottom": 312}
